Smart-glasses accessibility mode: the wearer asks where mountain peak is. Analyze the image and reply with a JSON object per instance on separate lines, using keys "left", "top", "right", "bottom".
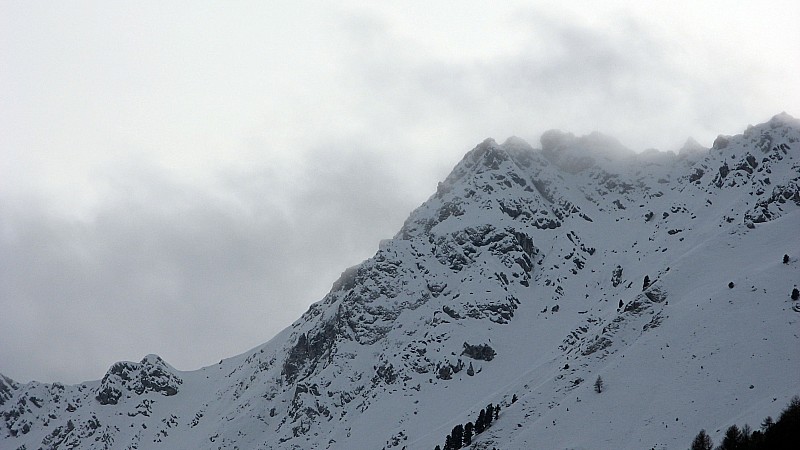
{"left": 540, "top": 129, "right": 633, "bottom": 173}
{"left": 2, "top": 113, "right": 797, "bottom": 450}
{"left": 679, "top": 136, "right": 706, "bottom": 155}
{"left": 769, "top": 111, "right": 797, "bottom": 126}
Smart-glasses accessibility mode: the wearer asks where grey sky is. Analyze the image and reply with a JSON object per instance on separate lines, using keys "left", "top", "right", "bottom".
{"left": 2, "top": 1, "right": 798, "bottom": 383}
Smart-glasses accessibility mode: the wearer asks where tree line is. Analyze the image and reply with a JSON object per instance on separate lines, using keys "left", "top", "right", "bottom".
{"left": 434, "top": 400, "right": 508, "bottom": 450}
{"left": 690, "top": 395, "right": 799, "bottom": 450}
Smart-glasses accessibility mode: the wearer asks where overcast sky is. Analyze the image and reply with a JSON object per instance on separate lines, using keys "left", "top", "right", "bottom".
{"left": 2, "top": 1, "right": 798, "bottom": 384}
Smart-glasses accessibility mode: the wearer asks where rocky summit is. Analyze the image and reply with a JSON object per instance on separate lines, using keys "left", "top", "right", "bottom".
{"left": 2, "top": 113, "right": 799, "bottom": 449}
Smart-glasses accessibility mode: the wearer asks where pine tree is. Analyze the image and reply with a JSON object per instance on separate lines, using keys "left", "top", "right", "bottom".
{"left": 444, "top": 434, "right": 452, "bottom": 450}
{"left": 494, "top": 404, "right": 500, "bottom": 421}
{"left": 435, "top": 446, "right": 441, "bottom": 450}
{"left": 783, "top": 254, "right": 790, "bottom": 264}
{"left": 475, "top": 409, "right": 486, "bottom": 434}
{"left": 760, "top": 415, "right": 774, "bottom": 432}
{"left": 451, "top": 424, "right": 463, "bottom": 450}
{"left": 690, "top": 429, "right": 713, "bottom": 450}
{"left": 643, "top": 275, "right": 651, "bottom": 291}
{"left": 740, "top": 424, "right": 752, "bottom": 448}
{"left": 594, "top": 375, "right": 604, "bottom": 393}
{"left": 792, "top": 288, "right": 799, "bottom": 301}
{"left": 485, "top": 403, "right": 494, "bottom": 427}
{"left": 765, "top": 395, "right": 800, "bottom": 449}
{"left": 719, "top": 424, "right": 742, "bottom": 450}
{"left": 463, "top": 422, "right": 473, "bottom": 446}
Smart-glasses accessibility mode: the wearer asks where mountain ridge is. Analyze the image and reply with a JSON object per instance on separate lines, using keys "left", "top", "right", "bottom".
{"left": 2, "top": 113, "right": 798, "bottom": 449}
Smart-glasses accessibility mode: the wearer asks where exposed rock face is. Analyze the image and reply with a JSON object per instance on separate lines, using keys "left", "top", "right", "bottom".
{"left": 0, "top": 375, "right": 18, "bottom": 407}
{"left": 95, "top": 355, "right": 182, "bottom": 405}
{"left": 462, "top": 342, "right": 496, "bottom": 361}
{"left": 2, "top": 113, "right": 799, "bottom": 450}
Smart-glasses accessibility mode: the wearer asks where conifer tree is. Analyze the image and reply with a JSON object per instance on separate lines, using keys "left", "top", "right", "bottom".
{"left": 719, "top": 424, "right": 742, "bottom": 450}
{"left": 689, "top": 429, "right": 713, "bottom": 450}
{"left": 464, "top": 422, "right": 473, "bottom": 446}
{"left": 475, "top": 409, "right": 486, "bottom": 434}
{"left": 485, "top": 404, "right": 494, "bottom": 427}
{"left": 594, "top": 375, "right": 604, "bottom": 393}
{"left": 643, "top": 275, "right": 651, "bottom": 291}
{"left": 765, "top": 395, "right": 800, "bottom": 448}
{"left": 451, "top": 424, "right": 463, "bottom": 449}
{"left": 760, "top": 416, "right": 774, "bottom": 432}
{"left": 740, "top": 424, "right": 753, "bottom": 448}
{"left": 494, "top": 404, "right": 500, "bottom": 420}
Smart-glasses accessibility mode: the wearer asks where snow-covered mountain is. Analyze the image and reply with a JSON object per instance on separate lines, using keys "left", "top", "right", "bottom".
{"left": 2, "top": 113, "right": 799, "bottom": 450}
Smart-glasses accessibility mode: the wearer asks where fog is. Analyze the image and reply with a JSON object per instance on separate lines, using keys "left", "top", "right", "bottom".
{"left": 2, "top": 1, "right": 798, "bottom": 383}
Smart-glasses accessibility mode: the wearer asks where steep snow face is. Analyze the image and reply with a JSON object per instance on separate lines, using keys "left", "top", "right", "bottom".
{"left": 2, "top": 114, "right": 799, "bottom": 450}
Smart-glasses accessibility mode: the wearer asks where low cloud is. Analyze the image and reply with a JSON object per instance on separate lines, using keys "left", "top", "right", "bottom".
{"left": 2, "top": 1, "right": 797, "bottom": 384}
{"left": 0, "top": 144, "right": 417, "bottom": 383}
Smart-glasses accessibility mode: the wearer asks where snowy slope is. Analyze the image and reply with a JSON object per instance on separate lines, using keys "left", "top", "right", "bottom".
{"left": 2, "top": 113, "right": 799, "bottom": 450}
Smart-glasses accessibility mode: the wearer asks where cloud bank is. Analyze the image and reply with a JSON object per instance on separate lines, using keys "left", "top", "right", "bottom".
{"left": 1, "top": 1, "right": 798, "bottom": 382}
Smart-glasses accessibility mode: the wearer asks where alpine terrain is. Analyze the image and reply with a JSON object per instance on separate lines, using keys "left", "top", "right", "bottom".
{"left": 2, "top": 113, "right": 799, "bottom": 450}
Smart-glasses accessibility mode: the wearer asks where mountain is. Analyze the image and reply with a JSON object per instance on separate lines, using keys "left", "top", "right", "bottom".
{"left": 2, "top": 113, "right": 799, "bottom": 450}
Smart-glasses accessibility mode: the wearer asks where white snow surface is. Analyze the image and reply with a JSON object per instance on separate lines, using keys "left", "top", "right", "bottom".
{"left": 2, "top": 113, "right": 799, "bottom": 450}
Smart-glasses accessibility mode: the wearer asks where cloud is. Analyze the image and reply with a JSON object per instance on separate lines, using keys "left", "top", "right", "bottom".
{"left": 338, "top": 3, "right": 799, "bottom": 152}
{"left": 0, "top": 144, "right": 417, "bottom": 383}
{"left": 1, "top": 1, "right": 798, "bottom": 383}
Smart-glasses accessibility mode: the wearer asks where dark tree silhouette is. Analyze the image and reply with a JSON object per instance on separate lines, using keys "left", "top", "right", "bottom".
{"left": 760, "top": 416, "right": 774, "bottom": 432}
{"left": 463, "top": 422, "right": 473, "bottom": 446}
{"left": 784, "top": 254, "right": 790, "bottom": 264}
{"left": 643, "top": 275, "right": 651, "bottom": 291}
{"left": 485, "top": 404, "right": 494, "bottom": 427}
{"left": 494, "top": 404, "right": 500, "bottom": 421}
{"left": 690, "top": 429, "right": 713, "bottom": 450}
{"left": 594, "top": 376, "right": 604, "bottom": 393}
{"left": 718, "top": 424, "right": 742, "bottom": 450}
{"left": 689, "top": 395, "right": 800, "bottom": 450}
{"left": 791, "top": 288, "right": 799, "bottom": 301}
{"left": 512, "top": 394, "right": 518, "bottom": 403}
{"left": 451, "top": 424, "right": 463, "bottom": 450}
{"left": 475, "top": 409, "right": 486, "bottom": 434}
{"left": 764, "top": 395, "right": 800, "bottom": 448}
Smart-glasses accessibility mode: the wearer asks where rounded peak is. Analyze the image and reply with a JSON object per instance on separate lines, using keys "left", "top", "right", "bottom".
{"left": 140, "top": 354, "right": 176, "bottom": 370}
{"left": 768, "top": 111, "right": 799, "bottom": 128}
{"left": 577, "top": 132, "right": 632, "bottom": 155}
{"left": 476, "top": 137, "right": 499, "bottom": 150}
{"left": 141, "top": 353, "right": 163, "bottom": 363}
{"left": 712, "top": 134, "right": 732, "bottom": 150}
{"left": 540, "top": 129, "right": 576, "bottom": 154}
{"left": 501, "top": 136, "right": 534, "bottom": 152}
